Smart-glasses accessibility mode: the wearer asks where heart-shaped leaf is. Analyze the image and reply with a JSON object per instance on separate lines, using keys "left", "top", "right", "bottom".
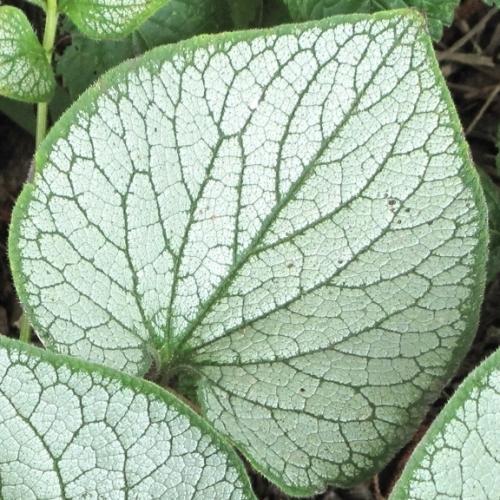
{"left": 10, "top": 11, "right": 487, "bottom": 494}
{"left": 282, "top": 0, "right": 460, "bottom": 40}
{"left": 0, "top": 6, "right": 55, "bottom": 103}
{"left": 390, "top": 348, "right": 500, "bottom": 499}
{"left": 59, "top": 0, "right": 170, "bottom": 39}
{"left": 0, "top": 336, "right": 254, "bottom": 499}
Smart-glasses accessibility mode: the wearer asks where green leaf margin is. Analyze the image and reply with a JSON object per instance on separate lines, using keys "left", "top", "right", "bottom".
{"left": 478, "top": 170, "right": 500, "bottom": 282}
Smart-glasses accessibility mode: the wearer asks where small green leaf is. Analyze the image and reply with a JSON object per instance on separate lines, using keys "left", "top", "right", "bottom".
{"left": 478, "top": 170, "right": 500, "bottom": 282}
{"left": 0, "top": 336, "right": 254, "bottom": 499}
{"left": 59, "top": 0, "right": 170, "bottom": 40}
{"left": 390, "top": 348, "right": 500, "bottom": 499}
{"left": 10, "top": 11, "right": 487, "bottom": 494}
{"left": 0, "top": 6, "right": 55, "bottom": 103}
{"left": 57, "top": 0, "right": 233, "bottom": 99}
{"left": 226, "top": 0, "right": 263, "bottom": 28}
{"left": 0, "top": 96, "right": 36, "bottom": 135}
{"left": 484, "top": 0, "right": 500, "bottom": 7}
{"left": 282, "top": 0, "right": 460, "bottom": 40}
{"left": 261, "top": 0, "right": 292, "bottom": 27}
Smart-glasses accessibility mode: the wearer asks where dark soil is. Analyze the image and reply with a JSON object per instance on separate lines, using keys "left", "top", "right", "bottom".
{"left": 0, "top": 1, "right": 499, "bottom": 498}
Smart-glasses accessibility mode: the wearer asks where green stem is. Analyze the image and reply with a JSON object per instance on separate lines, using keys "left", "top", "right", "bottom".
{"left": 20, "top": 0, "right": 59, "bottom": 344}
{"left": 35, "top": 0, "right": 59, "bottom": 151}
{"left": 35, "top": 102, "right": 49, "bottom": 149}
{"left": 19, "top": 315, "right": 32, "bottom": 343}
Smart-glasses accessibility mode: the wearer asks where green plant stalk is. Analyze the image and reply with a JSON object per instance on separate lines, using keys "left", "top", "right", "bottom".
{"left": 20, "top": 0, "right": 58, "bottom": 344}
{"left": 35, "top": 0, "right": 58, "bottom": 150}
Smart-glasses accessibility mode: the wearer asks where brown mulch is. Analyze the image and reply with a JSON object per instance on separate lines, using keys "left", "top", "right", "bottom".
{"left": 0, "top": 1, "right": 499, "bottom": 498}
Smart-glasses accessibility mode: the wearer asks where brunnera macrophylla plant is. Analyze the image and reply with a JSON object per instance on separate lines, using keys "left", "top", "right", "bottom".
{"left": 2, "top": 8, "right": 494, "bottom": 499}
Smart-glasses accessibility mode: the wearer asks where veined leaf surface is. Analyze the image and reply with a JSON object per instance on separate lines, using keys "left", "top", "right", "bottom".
{"left": 0, "top": 336, "right": 253, "bottom": 499}
{"left": 390, "top": 348, "right": 500, "bottom": 499}
{"left": 0, "top": 6, "right": 55, "bottom": 103}
{"left": 59, "top": 0, "right": 170, "bottom": 39}
{"left": 10, "top": 11, "right": 487, "bottom": 494}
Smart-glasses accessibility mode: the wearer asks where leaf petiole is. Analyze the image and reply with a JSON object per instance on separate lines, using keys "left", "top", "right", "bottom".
{"left": 35, "top": 0, "right": 58, "bottom": 151}
{"left": 20, "top": 0, "right": 58, "bottom": 344}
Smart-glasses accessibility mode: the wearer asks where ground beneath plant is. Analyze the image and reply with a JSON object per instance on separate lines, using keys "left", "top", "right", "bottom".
{"left": 0, "top": 1, "right": 499, "bottom": 498}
